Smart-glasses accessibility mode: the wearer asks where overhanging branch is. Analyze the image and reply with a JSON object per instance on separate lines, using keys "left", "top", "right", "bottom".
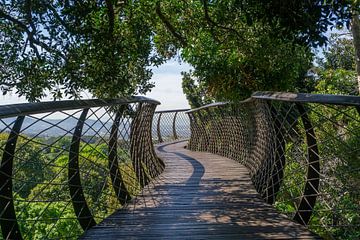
{"left": 105, "top": 0, "right": 115, "bottom": 36}
{"left": 0, "top": 9, "right": 66, "bottom": 60}
{"left": 201, "top": 0, "right": 244, "bottom": 42}
{"left": 155, "top": 1, "right": 187, "bottom": 47}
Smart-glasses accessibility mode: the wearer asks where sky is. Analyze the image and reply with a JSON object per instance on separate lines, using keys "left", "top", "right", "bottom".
{"left": 0, "top": 60, "right": 192, "bottom": 110}
{"left": 143, "top": 60, "right": 191, "bottom": 110}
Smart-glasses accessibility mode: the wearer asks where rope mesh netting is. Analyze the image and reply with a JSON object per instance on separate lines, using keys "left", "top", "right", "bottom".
{"left": 0, "top": 98, "right": 164, "bottom": 239}
{"left": 0, "top": 92, "right": 359, "bottom": 239}
{"left": 187, "top": 95, "right": 360, "bottom": 239}
{"left": 153, "top": 109, "right": 190, "bottom": 143}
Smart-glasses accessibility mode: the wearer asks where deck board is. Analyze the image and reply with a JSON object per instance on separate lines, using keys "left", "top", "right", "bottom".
{"left": 81, "top": 141, "right": 319, "bottom": 239}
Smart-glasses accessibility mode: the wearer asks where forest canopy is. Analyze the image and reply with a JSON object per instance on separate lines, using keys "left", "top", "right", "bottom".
{"left": 0, "top": 0, "right": 163, "bottom": 101}
{"left": 0, "top": 0, "right": 357, "bottom": 102}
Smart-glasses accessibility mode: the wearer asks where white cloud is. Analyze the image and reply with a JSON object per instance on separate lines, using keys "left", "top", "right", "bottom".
{"left": 143, "top": 61, "right": 192, "bottom": 110}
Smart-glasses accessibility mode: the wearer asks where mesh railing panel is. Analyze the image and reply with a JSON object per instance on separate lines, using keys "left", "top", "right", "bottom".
{"left": 152, "top": 109, "right": 190, "bottom": 143}
{"left": 187, "top": 93, "right": 360, "bottom": 239}
{"left": 0, "top": 98, "right": 162, "bottom": 239}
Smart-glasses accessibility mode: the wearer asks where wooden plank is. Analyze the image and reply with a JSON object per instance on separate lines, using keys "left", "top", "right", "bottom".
{"left": 81, "top": 141, "right": 320, "bottom": 239}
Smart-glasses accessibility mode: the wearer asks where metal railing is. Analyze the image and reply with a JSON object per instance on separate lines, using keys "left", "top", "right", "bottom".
{"left": 0, "top": 97, "right": 163, "bottom": 239}
{"left": 1, "top": 91, "right": 359, "bottom": 239}
{"left": 153, "top": 109, "right": 190, "bottom": 143}
{"left": 187, "top": 92, "right": 360, "bottom": 239}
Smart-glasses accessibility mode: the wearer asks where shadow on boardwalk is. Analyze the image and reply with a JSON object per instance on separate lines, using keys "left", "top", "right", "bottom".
{"left": 82, "top": 141, "right": 320, "bottom": 239}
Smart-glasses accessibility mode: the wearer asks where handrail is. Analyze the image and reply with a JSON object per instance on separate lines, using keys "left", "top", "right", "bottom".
{"left": 0, "top": 97, "right": 162, "bottom": 239}
{"left": 155, "top": 108, "right": 189, "bottom": 114}
{"left": 0, "top": 96, "right": 160, "bottom": 118}
{"left": 154, "top": 109, "right": 190, "bottom": 143}
{"left": 187, "top": 92, "right": 360, "bottom": 114}
{"left": 252, "top": 91, "right": 360, "bottom": 106}
{"left": 186, "top": 91, "right": 360, "bottom": 239}
{"left": 186, "top": 102, "right": 228, "bottom": 114}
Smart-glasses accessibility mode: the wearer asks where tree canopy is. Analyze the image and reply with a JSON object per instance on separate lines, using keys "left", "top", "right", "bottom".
{"left": 315, "top": 34, "right": 358, "bottom": 95}
{"left": 0, "top": 0, "right": 356, "bottom": 102}
{"left": 151, "top": 0, "right": 355, "bottom": 105}
{"left": 0, "top": 0, "right": 163, "bottom": 101}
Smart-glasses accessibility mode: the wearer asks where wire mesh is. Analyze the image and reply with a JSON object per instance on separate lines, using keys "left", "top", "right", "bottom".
{"left": 187, "top": 96, "right": 360, "bottom": 239}
{"left": 0, "top": 99, "right": 161, "bottom": 239}
{"left": 152, "top": 109, "right": 190, "bottom": 143}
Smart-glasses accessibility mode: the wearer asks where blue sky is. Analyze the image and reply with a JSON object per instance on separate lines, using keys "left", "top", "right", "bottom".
{"left": 144, "top": 60, "right": 191, "bottom": 110}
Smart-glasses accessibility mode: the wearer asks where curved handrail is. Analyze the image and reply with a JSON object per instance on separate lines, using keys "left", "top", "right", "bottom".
{"left": 186, "top": 91, "right": 360, "bottom": 239}
{"left": 252, "top": 91, "right": 360, "bottom": 106}
{"left": 186, "top": 102, "right": 228, "bottom": 114}
{"left": 0, "top": 96, "right": 160, "bottom": 118}
{"left": 154, "top": 109, "right": 190, "bottom": 143}
{"left": 155, "top": 108, "right": 189, "bottom": 114}
{"left": 187, "top": 92, "right": 360, "bottom": 115}
{"left": 0, "top": 97, "right": 161, "bottom": 239}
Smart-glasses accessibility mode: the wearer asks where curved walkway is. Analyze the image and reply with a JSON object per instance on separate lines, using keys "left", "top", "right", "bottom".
{"left": 82, "top": 141, "right": 319, "bottom": 239}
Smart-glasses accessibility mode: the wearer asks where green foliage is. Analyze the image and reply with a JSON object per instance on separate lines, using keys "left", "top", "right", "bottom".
{"left": 320, "top": 36, "right": 356, "bottom": 71}
{"left": 314, "top": 34, "right": 359, "bottom": 95}
{"left": 274, "top": 131, "right": 307, "bottom": 218}
{"left": 0, "top": 134, "right": 48, "bottom": 198}
{"left": 180, "top": 24, "right": 312, "bottom": 101}
{"left": 308, "top": 105, "right": 360, "bottom": 239}
{"left": 152, "top": 0, "right": 317, "bottom": 102}
{"left": 181, "top": 71, "right": 214, "bottom": 108}
{"left": 0, "top": 132, "right": 138, "bottom": 239}
{"left": 15, "top": 199, "right": 82, "bottom": 240}
{"left": 316, "top": 69, "right": 358, "bottom": 95}
{"left": 0, "top": 1, "right": 163, "bottom": 101}
{"left": 0, "top": 0, "right": 355, "bottom": 102}
{"left": 274, "top": 104, "right": 360, "bottom": 240}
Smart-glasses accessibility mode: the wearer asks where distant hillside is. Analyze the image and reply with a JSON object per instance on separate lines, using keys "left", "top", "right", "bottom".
{"left": 0, "top": 117, "right": 115, "bottom": 137}
{"left": 0, "top": 117, "right": 190, "bottom": 138}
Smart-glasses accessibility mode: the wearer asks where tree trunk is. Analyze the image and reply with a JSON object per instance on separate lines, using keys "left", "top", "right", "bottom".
{"left": 351, "top": 11, "right": 360, "bottom": 94}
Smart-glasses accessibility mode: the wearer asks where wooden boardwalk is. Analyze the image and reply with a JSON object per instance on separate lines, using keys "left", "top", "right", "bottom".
{"left": 82, "top": 141, "right": 319, "bottom": 239}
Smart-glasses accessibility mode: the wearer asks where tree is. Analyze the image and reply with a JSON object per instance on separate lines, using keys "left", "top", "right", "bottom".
{"left": 351, "top": 10, "right": 360, "bottom": 93}
{"left": 316, "top": 34, "right": 358, "bottom": 95}
{"left": 1, "top": 0, "right": 356, "bottom": 103}
{"left": 152, "top": 0, "right": 324, "bottom": 102}
{"left": 0, "top": 1, "right": 163, "bottom": 101}
{"left": 181, "top": 71, "right": 213, "bottom": 108}
{"left": 317, "top": 0, "right": 360, "bottom": 93}
{"left": 321, "top": 36, "right": 356, "bottom": 71}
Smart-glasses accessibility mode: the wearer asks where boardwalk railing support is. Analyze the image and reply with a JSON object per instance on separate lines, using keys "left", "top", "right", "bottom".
{"left": 0, "top": 116, "right": 24, "bottom": 240}
{"left": 0, "top": 97, "right": 161, "bottom": 239}
{"left": 154, "top": 109, "right": 190, "bottom": 143}
{"left": 187, "top": 92, "right": 360, "bottom": 239}
{"left": 0, "top": 92, "right": 358, "bottom": 239}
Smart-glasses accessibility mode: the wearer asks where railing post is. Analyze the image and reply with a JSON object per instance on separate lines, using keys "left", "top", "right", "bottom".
{"left": 187, "top": 113, "right": 197, "bottom": 150}
{"left": 215, "top": 107, "right": 227, "bottom": 156}
{"left": 293, "top": 103, "right": 320, "bottom": 225}
{"left": 206, "top": 108, "right": 220, "bottom": 155}
{"left": 196, "top": 111, "right": 210, "bottom": 152}
{"left": 157, "top": 112, "right": 163, "bottom": 143}
{"left": 143, "top": 104, "right": 165, "bottom": 178}
{"left": 68, "top": 109, "right": 97, "bottom": 231}
{"left": 130, "top": 103, "right": 150, "bottom": 187}
{"left": 109, "top": 106, "right": 131, "bottom": 205}
{"left": 172, "top": 111, "right": 178, "bottom": 140}
{"left": 0, "top": 116, "right": 24, "bottom": 240}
